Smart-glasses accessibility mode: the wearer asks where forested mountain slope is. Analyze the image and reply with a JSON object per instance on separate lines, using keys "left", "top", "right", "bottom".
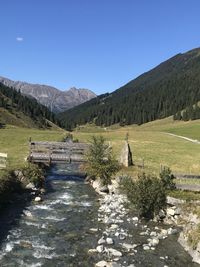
{"left": 0, "top": 83, "right": 60, "bottom": 128}
{"left": 58, "top": 48, "right": 200, "bottom": 130}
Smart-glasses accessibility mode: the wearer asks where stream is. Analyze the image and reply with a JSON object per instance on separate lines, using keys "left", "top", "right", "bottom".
{"left": 0, "top": 164, "right": 199, "bottom": 267}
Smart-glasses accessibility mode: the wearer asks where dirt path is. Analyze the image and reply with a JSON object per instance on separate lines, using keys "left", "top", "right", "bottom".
{"left": 166, "top": 133, "right": 200, "bottom": 144}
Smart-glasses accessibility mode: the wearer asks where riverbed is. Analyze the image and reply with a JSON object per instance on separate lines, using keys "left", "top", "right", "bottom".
{"left": 0, "top": 164, "right": 199, "bottom": 267}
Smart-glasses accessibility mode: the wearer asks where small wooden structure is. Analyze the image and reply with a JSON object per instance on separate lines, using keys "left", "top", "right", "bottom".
{"left": 0, "top": 152, "right": 7, "bottom": 169}
{"left": 28, "top": 141, "right": 89, "bottom": 164}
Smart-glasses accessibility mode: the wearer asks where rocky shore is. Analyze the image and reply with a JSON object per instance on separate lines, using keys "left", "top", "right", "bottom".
{"left": 87, "top": 178, "right": 198, "bottom": 267}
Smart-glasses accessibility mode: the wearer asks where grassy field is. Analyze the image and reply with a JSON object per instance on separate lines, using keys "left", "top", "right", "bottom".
{"left": 0, "top": 125, "right": 66, "bottom": 169}
{"left": 73, "top": 117, "right": 200, "bottom": 176}
{"left": 0, "top": 117, "right": 199, "bottom": 177}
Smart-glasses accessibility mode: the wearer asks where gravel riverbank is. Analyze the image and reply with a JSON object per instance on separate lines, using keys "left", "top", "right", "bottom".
{"left": 89, "top": 178, "right": 200, "bottom": 267}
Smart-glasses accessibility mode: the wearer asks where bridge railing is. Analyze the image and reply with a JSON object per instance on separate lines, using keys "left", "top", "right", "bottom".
{"left": 28, "top": 141, "right": 89, "bottom": 164}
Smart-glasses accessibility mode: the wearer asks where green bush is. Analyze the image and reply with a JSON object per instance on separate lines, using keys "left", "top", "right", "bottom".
{"left": 0, "top": 170, "right": 23, "bottom": 207}
{"left": 121, "top": 173, "right": 166, "bottom": 218}
{"left": 160, "top": 167, "right": 176, "bottom": 190}
{"left": 21, "top": 163, "right": 45, "bottom": 188}
{"left": 85, "top": 136, "right": 120, "bottom": 185}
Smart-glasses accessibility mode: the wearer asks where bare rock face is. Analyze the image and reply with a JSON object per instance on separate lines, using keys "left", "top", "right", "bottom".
{"left": 119, "top": 141, "right": 133, "bottom": 167}
{"left": 0, "top": 76, "right": 96, "bottom": 113}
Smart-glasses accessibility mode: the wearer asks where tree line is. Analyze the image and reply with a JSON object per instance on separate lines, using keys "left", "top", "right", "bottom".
{"left": 174, "top": 104, "right": 200, "bottom": 121}
{"left": 0, "top": 83, "right": 60, "bottom": 127}
{"left": 58, "top": 48, "right": 200, "bottom": 130}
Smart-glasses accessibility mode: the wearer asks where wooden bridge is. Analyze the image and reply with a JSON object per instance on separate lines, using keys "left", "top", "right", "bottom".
{"left": 28, "top": 140, "right": 89, "bottom": 164}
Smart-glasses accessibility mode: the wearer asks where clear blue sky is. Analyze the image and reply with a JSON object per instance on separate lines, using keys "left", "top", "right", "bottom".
{"left": 0, "top": 0, "right": 200, "bottom": 94}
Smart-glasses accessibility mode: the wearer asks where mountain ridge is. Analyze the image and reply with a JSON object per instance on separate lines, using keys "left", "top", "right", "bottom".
{"left": 0, "top": 76, "right": 96, "bottom": 113}
{"left": 58, "top": 47, "right": 200, "bottom": 130}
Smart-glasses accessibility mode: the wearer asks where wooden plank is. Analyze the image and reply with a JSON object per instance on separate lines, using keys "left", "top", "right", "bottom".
{"left": 0, "top": 152, "right": 7, "bottom": 169}
{"left": 0, "top": 152, "right": 7, "bottom": 158}
{"left": 29, "top": 141, "right": 88, "bottom": 164}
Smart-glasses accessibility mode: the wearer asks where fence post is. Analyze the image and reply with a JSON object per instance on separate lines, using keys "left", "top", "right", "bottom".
{"left": 142, "top": 159, "right": 144, "bottom": 169}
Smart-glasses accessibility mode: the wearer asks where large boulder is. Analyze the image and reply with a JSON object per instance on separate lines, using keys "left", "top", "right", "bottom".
{"left": 119, "top": 141, "right": 133, "bottom": 167}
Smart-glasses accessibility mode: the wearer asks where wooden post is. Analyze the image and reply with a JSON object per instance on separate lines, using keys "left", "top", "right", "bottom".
{"left": 49, "top": 149, "right": 52, "bottom": 165}
{"left": 142, "top": 159, "right": 144, "bottom": 169}
{"left": 160, "top": 164, "right": 163, "bottom": 173}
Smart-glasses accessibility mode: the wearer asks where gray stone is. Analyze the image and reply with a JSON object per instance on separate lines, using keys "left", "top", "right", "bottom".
{"left": 149, "top": 238, "right": 159, "bottom": 247}
{"left": 95, "top": 261, "right": 108, "bottom": 267}
{"left": 106, "top": 237, "right": 114, "bottom": 244}
{"left": 159, "top": 209, "right": 166, "bottom": 219}
{"left": 98, "top": 237, "right": 106, "bottom": 245}
{"left": 34, "top": 196, "right": 42, "bottom": 202}
{"left": 96, "top": 245, "right": 104, "bottom": 253}
{"left": 166, "top": 207, "right": 175, "bottom": 216}
{"left": 88, "top": 249, "right": 97, "bottom": 254}
{"left": 23, "top": 210, "right": 33, "bottom": 217}
{"left": 167, "top": 227, "right": 178, "bottom": 235}
{"left": 25, "top": 182, "right": 35, "bottom": 189}
{"left": 120, "top": 243, "right": 138, "bottom": 251}
{"left": 119, "top": 141, "right": 133, "bottom": 167}
{"left": 108, "top": 248, "right": 122, "bottom": 257}
{"left": 143, "top": 245, "right": 150, "bottom": 250}
{"left": 100, "top": 185, "right": 109, "bottom": 193}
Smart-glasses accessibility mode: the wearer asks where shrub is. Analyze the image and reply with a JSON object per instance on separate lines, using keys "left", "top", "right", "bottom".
{"left": 121, "top": 173, "right": 166, "bottom": 218}
{"left": 21, "top": 163, "right": 45, "bottom": 188}
{"left": 0, "top": 170, "right": 23, "bottom": 207}
{"left": 160, "top": 167, "right": 176, "bottom": 190}
{"left": 85, "top": 136, "right": 120, "bottom": 185}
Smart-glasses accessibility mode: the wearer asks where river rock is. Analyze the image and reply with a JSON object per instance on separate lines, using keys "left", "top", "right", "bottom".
{"left": 89, "top": 228, "right": 98, "bottom": 232}
{"left": 110, "top": 263, "right": 122, "bottom": 267}
{"left": 92, "top": 180, "right": 102, "bottom": 190}
{"left": 150, "top": 231, "right": 157, "bottom": 237}
{"left": 143, "top": 245, "right": 150, "bottom": 250}
{"left": 149, "top": 238, "right": 159, "bottom": 247}
{"left": 108, "top": 248, "right": 122, "bottom": 257}
{"left": 166, "top": 207, "right": 176, "bottom": 216}
{"left": 23, "top": 210, "right": 33, "bottom": 217}
{"left": 106, "top": 237, "right": 114, "bottom": 244}
{"left": 100, "top": 185, "right": 109, "bottom": 193}
{"left": 34, "top": 196, "right": 42, "bottom": 202}
{"left": 98, "top": 237, "right": 106, "bottom": 244}
{"left": 88, "top": 249, "right": 97, "bottom": 254}
{"left": 95, "top": 261, "right": 109, "bottom": 267}
{"left": 174, "top": 207, "right": 181, "bottom": 215}
{"left": 167, "top": 227, "right": 178, "bottom": 235}
{"left": 159, "top": 209, "right": 166, "bottom": 219}
{"left": 167, "top": 196, "right": 185, "bottom": 205}
{"left": 25, "top": 182, "right": 35, "bottom": 189}
{"left": 120, "top": 243, "right": 138, "bottom": 251}
{"left": 96, "top": 245, "right": 104, "bottom": 253}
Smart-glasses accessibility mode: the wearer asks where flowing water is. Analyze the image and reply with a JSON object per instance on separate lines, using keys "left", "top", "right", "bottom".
{"left": 0, "top": 164, "right": 199, "bottom": 267}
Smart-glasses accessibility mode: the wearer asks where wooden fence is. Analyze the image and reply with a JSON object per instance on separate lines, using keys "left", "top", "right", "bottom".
{"left": 0, "top": 152, "right": 7, "bottom": 169}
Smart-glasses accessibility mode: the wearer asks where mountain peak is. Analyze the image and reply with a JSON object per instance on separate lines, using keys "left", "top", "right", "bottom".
{"left": 0, "top": 76, "right": 96, "bottom": 113}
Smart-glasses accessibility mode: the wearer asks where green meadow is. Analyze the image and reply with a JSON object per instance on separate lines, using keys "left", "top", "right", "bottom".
{"left": 0, "top": 117, "right": 199, "bottom": 177}
{"left": 0, "top": 125, "right": 65, "bottom": 169}
{"left": 74, "top": 117, "right": 200, "bottom": 176}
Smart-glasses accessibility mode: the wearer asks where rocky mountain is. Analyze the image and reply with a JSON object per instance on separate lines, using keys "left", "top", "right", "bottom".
{"left": 58, "top": 47, "right": 200, "bottom": 130}
{"left": 0, "top": 76, "right": 96, "bottom": 113}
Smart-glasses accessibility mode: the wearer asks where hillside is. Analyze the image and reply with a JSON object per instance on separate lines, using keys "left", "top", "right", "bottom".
{"left": 0, "top": 83, "right": 60, "bottom": 128}
{"left": 0, "top": 76, "right": 96, "bottom": 113}
{"left": 58, "top": 47, "right": 200, "bottom": 130}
